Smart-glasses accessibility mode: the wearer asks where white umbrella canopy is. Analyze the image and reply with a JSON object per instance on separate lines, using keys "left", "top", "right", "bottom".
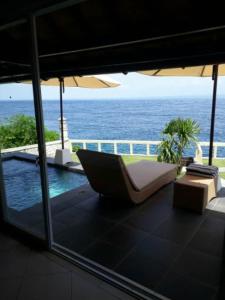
{"left": 139, "top": 64, "right": 225, "bottom": 77}
{"left": 139, "top": 64, "right": 224, "bottom": 165}
{"left": 40, "top": 75, "right": 120, "bottom": 88}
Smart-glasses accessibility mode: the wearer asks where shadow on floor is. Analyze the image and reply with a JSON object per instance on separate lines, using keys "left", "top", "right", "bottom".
{"left": 7, "top": 183, "right": 225, "bottom": 300}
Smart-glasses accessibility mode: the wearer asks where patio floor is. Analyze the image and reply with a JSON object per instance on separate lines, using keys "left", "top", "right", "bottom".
{"left": 7, "top": 181, "right": 225, "bottom": 300}
{"left": 0, "top": 230, "right": 136, "bottom": 300}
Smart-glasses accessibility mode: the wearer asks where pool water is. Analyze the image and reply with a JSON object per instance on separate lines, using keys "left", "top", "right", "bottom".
{"left": 2, "top": 159, "right": 88, "bottom": 211}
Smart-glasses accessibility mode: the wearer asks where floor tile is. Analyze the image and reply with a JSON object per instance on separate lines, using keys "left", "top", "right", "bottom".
{"left": 152, "top": 209, "right": 205, "bottom": 245}
{"left": 0, "top": 278, "right": 23, "bottom": 300}
{"left": 82, "top": 240, "right": 129, "bottom": 269}
{"left": 124, "top": 208, "right": 170, "bottom": 234}
{"left": 115, "top": 249, "right": 167, "bottom": 289}
{"left": 63, "top": 212, "right": 115, "bottom": 238}
{"left": 76, "top": 194, "right": 136, "bottom": 222}
{"left": 173, "top": 248, "right": 222, "bottom": 287}
{"left": 0, "top": 244, "right": 31, "bottom": 279}
{"left": 139, "top": 185, "right": 174, "bottom": 210}
{"left": 133, "top": 235, "right": 182, "bottom": 266}
{"left": 188, "top": 216, "right": 225, "bottom": 257}
{"left": 55, "top": 214, "right": 115, "bottom": 252}
{"left": 188, "top": 229, "right": 224, "bottom": 258}
{"left": 12, "top": 207, "right": 45, "bottom": 227}
{"left": 156, "top": 271, "right": 217, "bottom": 300}
{"left": 138, "top": 197, "right": 172, "bottom": 217}
{"left": 55, "top": 226, "right": 97, "bottom": 253}
{"left": 52, "top": 221, "right": 68, "bottom": 236}
{"left": 25, "top": 251, "right": 69, "bottom": 277}
{"left": 71, "top": 271, "right": 121, "bottom": 300}
{"left": 102, "top": 224, "right": 148, "bottom": 252}
{"left": 18, "top": 273, "right": 71, "bottom": 300}
{"left": 53, "top": 206, "right": 89, "bottom": 226}
{"left": 208, "top": 209, "right": 225, "bottom": 221}
{"left": 100, "top": 282, "right": 138, "bottom": 300}
{"left": 1, "top": 181, "right": 225, "bottom": 300}
{"left": 29, "top": 218, "right": 67, "bottom": 238}
{"left": 0, "top": 232, "right": 20, "bottom": 252}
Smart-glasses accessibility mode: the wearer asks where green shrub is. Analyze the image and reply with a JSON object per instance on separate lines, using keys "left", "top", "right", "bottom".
{"left": 0, "top": 114, "right": 60, "bottom": 149}
{"left": 72, "top": 144, "right": 81, "bottom": 153}
{"left": 157, "top": 118, "right": 200, "bottom": 173}
{"left": 45, "top": 128, "right": 60, "bottom": 141}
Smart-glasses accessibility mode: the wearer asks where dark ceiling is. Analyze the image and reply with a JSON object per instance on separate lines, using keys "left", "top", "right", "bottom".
{"left": 1, "top": 0, "right": 225, "bottom": 83}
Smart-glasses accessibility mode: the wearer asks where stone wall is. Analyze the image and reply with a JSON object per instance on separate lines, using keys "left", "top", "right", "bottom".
{"left": 1, "top": 139, "right": 72, "bottom": 158}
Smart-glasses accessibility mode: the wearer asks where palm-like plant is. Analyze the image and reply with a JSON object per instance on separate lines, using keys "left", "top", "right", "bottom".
{"left": 157, "top": 118, "right": 200, "bottom": 173}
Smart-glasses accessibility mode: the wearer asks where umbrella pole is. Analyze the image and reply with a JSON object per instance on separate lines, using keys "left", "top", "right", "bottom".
{"left": 59, "top": 78, "right": 64, "bottom": 149}
{"left": 208, "top": 65, "right": 218, "bottom": 165}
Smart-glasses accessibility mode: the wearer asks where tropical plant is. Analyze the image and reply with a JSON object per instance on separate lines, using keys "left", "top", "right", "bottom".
{"left": 72, "top": 144, "right": 81, "bottom": 153}
{"left": 0, "top": 114, "right": 59, "bottom": 149}
{"left": 157, "top": 118, "right": 200, "bottom": 173}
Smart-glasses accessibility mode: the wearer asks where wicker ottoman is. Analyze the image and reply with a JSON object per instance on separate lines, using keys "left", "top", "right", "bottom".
{"left": 173, "top": 175, "right": 217, "bottom": 214}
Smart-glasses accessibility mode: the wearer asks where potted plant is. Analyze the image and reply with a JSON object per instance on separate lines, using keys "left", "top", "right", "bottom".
{"left": 157, "top": 118, "right": 200, "bottom": 174}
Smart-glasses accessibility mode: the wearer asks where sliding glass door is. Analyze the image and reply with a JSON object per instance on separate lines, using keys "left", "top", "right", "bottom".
{"left": 0, "top": 85, "right": 47, "bottom": 239}
{"left": 0, "top": 20, "right": 51, "bottom": 241}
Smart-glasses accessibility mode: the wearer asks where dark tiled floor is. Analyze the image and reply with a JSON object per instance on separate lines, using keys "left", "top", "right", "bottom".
{"left": 155, "top": 271, "right": 218, "bottom": 300}
{"left": 83, "top": 240, "right": 130, "bottom": 269}
{"left": 6, "top": 183, "right": 225, "bottom": 300}
{"left": 0, "top": 231, "right": 136, "bottom": 300}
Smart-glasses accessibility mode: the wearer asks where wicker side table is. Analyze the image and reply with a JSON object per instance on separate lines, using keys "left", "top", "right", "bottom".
{"left": 173, "top": 175, "right": 217, "bottom": 214}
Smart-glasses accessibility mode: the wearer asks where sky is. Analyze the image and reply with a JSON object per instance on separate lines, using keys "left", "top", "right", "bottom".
{"left": 1, "top": 72, "right": 225, "bottom": 101}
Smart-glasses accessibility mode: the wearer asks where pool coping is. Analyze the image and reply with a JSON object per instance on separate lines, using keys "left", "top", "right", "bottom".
{"left": 1, "top": 152, "right": 85, "bottom": 175}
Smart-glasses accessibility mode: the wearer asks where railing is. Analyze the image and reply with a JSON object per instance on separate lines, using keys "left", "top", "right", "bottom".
{"left": 71, "top": 139, "right": 225, "bottom": 159}
{"left": 71, "top": 139, "right": 160, "bottom": 156}
{"left": 1, "top": 139, "right": 225, "bottom": 159}
{"left": 198, "top": 141, "right": 225, "bottom": 158}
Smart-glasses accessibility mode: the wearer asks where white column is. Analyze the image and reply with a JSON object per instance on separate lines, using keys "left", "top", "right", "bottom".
{"left": 146, "top": 144, "right": 150, "bottom": 156}
{"left": 114, "top": 143, "right": 118, "bottom": 154}
{"left": 58, "top": 117, "right": 72, "bottom": 151}
{"left": 58, "top": 117, "right": 69, "bottom": 140}
{"left": 195, "top": 143, "right": 203, "bottom": 164}
{"left": 213, "top": 146, "right": 218, "bottom": 158}
{"left": 98, "top": 143, "right": 102, "bottom": 152}
{"left": 130, "top": 143, "right": 133, "bottom": 155}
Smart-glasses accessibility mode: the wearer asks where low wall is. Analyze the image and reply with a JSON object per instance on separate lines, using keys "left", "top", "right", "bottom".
{"left": 70, "top": 139, "right": 225, "bottom": 160}
{"left": 1, "top": 139, "right": 72, "bottom": 158}
{"left": 2, "top": 138, "right": 225, "bottom": 161}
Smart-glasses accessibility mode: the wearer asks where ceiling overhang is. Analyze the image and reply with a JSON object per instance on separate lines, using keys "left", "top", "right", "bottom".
{"left": 1, "top": 1, "right": 225, "bottom": 83}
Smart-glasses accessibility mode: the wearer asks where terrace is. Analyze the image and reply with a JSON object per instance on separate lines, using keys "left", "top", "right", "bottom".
{"left": 1, "top": 150, "right": 225, "bottom": 300}
{"left": 1, "top": 1, "right": 225, "bottom": 299}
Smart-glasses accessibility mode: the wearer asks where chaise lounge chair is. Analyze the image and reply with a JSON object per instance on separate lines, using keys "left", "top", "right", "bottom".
{"left": 77, "top": 149, "right": 177, "bottom": 204}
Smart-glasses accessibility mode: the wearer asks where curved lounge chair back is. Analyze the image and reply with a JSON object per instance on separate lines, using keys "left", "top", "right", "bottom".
{"left": 77, "top": 149, "right": 132, "bottom": 200}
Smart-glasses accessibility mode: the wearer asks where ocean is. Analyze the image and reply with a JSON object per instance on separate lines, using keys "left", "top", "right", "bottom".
{"left": 0, "top": 98, "right": 225, "bottom": 157}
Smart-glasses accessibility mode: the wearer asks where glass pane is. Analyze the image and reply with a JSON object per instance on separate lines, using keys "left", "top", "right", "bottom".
{"left": 30, "top": 67, "right": 223, "bottom": 300}
{"left": 0, "top": 80, "right": 46, "bottom": 239}
{"left": 214, "top": 78, "right": 225, "bottom": 175}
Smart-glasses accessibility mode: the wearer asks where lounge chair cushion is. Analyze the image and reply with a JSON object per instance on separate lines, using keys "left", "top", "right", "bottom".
{"left": 126, "top": 160, "right": 177, "bottom": 191}
{"left": 77, "top": 149, "right": 177, "bottom": 204}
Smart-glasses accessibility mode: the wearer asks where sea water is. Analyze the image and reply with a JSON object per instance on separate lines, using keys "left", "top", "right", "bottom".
{"left": 0, "top": 98, "right": 225, "bottom": 156}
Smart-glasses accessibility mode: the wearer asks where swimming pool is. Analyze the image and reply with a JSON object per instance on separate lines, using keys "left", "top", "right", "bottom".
{"left": 2, "top": 158, "right": 88, "bottom": 211}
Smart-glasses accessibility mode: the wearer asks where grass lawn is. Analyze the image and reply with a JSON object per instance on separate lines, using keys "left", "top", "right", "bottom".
{"left": 203, "top": 159, "right": 225, "bottom": 179}
{"left": 202, "top": 158, "right": 225, "bottom": 168}
{"left": 122, "top": 155, "right": 156, "bottom": 165}
{"left": 123, "top": 155, "right": 225, "bottom": 168}
{"left": 72, "top": 153, "right": 157, "bottom": 164}
{"left": 72, "top": 153, "right": 225, "bottom": 179}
